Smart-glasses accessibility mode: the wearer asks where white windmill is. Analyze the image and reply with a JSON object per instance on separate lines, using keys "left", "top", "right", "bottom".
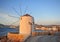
{"left": 8, "top": 6, "right": 35, "bottom": 36}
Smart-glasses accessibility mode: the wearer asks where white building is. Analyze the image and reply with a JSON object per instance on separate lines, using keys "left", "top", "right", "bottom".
{"left": 20, "top": 14, "right": 34, "bottom": 36}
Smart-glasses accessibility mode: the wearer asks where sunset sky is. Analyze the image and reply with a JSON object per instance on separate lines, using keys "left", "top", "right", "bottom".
{"left": 0, "top": 0, "right": 60, "bottom": 25}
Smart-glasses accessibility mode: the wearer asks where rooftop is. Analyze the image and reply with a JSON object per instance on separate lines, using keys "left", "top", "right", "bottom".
{"left": 23, "top": 14, "right": 32, "bottom": 17}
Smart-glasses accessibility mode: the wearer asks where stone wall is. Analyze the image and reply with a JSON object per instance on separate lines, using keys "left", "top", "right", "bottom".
{"left": 7, "top": 32, "right": 26, "bottom": 42}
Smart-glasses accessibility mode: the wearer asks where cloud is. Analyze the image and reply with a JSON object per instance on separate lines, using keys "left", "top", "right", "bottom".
{"left": 0, "top": 13, "right": 19, "bottom": 25}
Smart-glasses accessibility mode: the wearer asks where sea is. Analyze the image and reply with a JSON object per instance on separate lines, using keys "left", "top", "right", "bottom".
{"left": 0, "top": 28, "right": 19, "bottom": 36}
{"left": 0, "top": 28, "right": 60, "bottom": 42}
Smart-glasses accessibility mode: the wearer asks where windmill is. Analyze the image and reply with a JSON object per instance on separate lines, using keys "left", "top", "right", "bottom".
{"left": 6, "top": 2, "right": 35, "bottom": 35}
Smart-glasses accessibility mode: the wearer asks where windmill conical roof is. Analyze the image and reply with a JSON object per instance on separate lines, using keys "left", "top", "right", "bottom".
{"left": 23, "top": 14, "right": 32, "bottom": 17}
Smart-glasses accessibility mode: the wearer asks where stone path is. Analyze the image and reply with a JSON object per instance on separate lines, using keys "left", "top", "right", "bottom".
{"left": 25, "top": 36, "right": 60, "bottom": 42}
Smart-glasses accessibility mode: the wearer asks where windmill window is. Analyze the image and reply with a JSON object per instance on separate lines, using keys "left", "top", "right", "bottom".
{"left": 29, "top": 22, "right": 32, "bottom": 25}
{"left": 21, "top": 18, "right": 22, "bottom": 20}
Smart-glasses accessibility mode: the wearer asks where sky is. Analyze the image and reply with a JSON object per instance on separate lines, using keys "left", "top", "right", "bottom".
{"left": 0, "top": 0, "right": 60, "bottom": 25}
